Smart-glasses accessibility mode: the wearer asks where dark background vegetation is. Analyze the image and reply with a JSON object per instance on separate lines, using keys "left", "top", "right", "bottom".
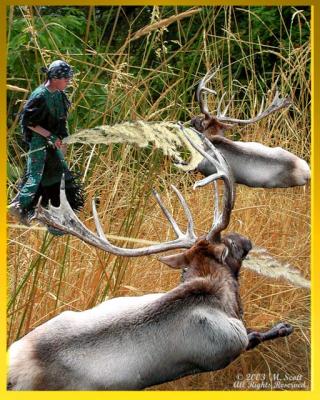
{"left": 7, "top": 6, "right": 310, "bottom": 124}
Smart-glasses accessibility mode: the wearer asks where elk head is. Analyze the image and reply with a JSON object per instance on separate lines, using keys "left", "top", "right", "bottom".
{"left": 159, "top": 233, "right": 251, "bottom": 285}
{"left": 191, "top": 70, "right": 292, "bottom": 139}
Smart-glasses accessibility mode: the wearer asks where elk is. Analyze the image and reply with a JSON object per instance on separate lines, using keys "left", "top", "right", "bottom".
{"left": 190, "top": 71, "right": 310, "bottom": 188}
{"left": 8, "top": 133, "right": 293, "bottom": 390}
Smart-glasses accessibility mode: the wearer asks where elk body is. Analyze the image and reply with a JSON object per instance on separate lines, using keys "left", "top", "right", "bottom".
{"left": 8, "top": 133, "right": 293, "bottom": 391}
{"left": 196, "top": 136, "right": 310, "bottom": 188}
{"left": 190, "top": 72, "right": 310, "bottom": 188}
{"left": 8, "top": 235, "right": 254, "bottom": 391}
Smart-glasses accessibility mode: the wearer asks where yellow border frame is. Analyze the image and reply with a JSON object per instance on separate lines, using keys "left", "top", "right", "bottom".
{"left": 1, "top": 1, "right": 318, "bottom": 399}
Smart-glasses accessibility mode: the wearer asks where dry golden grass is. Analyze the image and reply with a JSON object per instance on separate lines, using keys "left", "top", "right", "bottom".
{"left": 7, "top": 140, "right": 310, "bottom": 390}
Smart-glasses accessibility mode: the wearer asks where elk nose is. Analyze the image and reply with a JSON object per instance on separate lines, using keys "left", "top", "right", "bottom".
{"left": 242, "top": 239, "right": 252, "bottom": 257}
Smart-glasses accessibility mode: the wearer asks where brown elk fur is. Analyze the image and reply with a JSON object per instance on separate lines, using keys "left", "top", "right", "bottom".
{"left": 191, "top": 116, "right": 232, "bottom": 138}
{"left": 159, "top": 234, "right": 252, "bottom": 320}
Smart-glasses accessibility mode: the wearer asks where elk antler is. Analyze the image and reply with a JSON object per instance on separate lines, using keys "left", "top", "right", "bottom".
{"left": 196, "top": 70, "right": 218, "bottom": 119}
{"left": 196, "top": 69, "right": 292, "bottom": 127}
{"left": 33, "top": 178, "right": 197, "bottom": 256}
{"left": 33, "top": 130, "right": 235, "bottom": 253}
{"left": 216, "top": 90, "right": 292, "bottom": 125}
{"left": 178, "top": 123, "right": 235, "bottom": 242}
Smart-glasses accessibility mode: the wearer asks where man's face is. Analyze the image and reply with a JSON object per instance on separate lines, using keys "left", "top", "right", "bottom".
{"left": 52, "top": 77, "right": 71, "bottom": 90}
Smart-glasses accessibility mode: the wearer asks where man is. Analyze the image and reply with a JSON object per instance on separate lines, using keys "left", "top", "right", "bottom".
{"left": 9, "top": 60, "right": 84, "bottom": 234}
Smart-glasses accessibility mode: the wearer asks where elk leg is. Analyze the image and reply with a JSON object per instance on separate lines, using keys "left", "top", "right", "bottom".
{"left": 246, "top": 322, "right": 293, "bottom": 350}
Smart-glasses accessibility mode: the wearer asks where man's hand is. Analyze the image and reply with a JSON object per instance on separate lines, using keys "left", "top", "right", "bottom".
{"left": 60, "top": 143, "right": 67, "bottom": 155}
{"left": 47, "top": 137, "right": 61, "bottom": 149}
{"left": 53, "top": 138, "right": 67, "bottom": 155}
{"left": 54, "top": 138, "right": 62, "bottom": 149}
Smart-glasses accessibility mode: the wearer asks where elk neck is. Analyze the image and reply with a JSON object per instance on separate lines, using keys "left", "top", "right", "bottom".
{"left": 178, "top": 239, "right": 244, "bottom": 319}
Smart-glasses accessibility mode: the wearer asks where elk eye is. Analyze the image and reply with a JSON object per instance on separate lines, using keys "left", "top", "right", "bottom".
{"left": 183, "top": 267, "right": 188, "bottom": 272}
{"left": 228, "top": 239, "right": 239, "bottom": 254}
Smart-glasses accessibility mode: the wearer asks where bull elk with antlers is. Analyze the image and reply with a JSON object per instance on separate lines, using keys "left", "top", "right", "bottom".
{"left": 190, "top": 71, "right": 310, "bottom": 188}
{"left": 8, "top": 132, "right": 293, "bottom": 390}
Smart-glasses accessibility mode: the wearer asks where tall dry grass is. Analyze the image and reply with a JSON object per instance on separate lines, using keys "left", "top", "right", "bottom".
{"left": 7, "top": 6, "right": 310, "bottom": 390}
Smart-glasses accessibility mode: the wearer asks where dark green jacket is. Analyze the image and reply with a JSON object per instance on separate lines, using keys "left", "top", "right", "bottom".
{"left": 20, "top": 85, "right": 71, "bottom": 143}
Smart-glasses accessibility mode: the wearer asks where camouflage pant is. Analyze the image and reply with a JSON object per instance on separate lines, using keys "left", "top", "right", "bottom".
{"left": 19, "top": 134, "right": 68, "bottom": 210}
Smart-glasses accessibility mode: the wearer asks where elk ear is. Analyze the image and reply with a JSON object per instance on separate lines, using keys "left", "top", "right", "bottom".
{"left": 212, "top": 243, "right": 229, "bottom": 264}
{"left": 158, "top": 253, "right": 188, "bottom": 269}
{"left": 220, "top": 246, "right": 229, "bottom": 264}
